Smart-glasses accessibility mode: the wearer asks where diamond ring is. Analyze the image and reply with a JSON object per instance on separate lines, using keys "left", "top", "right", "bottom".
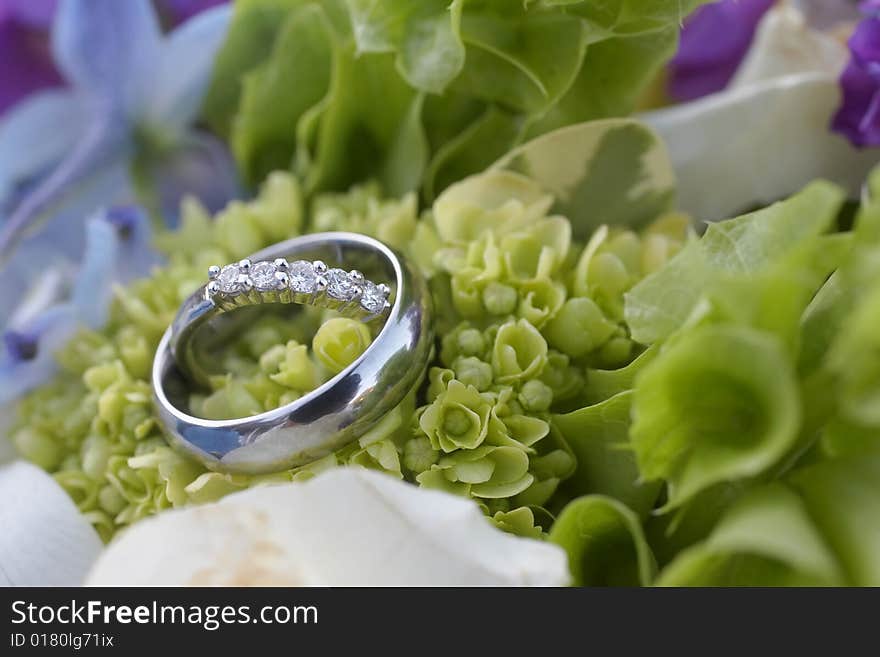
{"left": 151, "top": 232, "right": 433, "bottom": 474}
{"left": 206, "top": 258, "right": 391, "bottom": 319}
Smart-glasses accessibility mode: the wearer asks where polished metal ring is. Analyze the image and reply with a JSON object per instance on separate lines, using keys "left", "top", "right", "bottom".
{"left": 151, "top": 232, "right": 433, "bottom": 474}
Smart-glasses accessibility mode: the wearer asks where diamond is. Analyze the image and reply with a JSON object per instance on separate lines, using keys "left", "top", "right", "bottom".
{"left": 217, "top": 264, "right": 245, "bottom": 294}
{"left": 326, "top": 268, "right": 358, "bottom": 301}
{"left": 360, "top": 281, "right": 387, "bottom": 313}
{"left": 250, "top": 261, "right": 278, "bottom": 290}
{"left": 288, "top": 260, "right": 317, "bottom": 294}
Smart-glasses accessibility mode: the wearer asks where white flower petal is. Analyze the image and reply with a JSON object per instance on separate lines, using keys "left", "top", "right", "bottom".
{"left": 0, "top": 461, "right": 103, "bottom": 586}
{"left": 731, "top": 5, "right": 848, "bottom": 90}
{"left": 86, "top": 468, "right": 570, "bottom": 586}
{"left": 642, "top": 73, "right": 880, "bottom": 222}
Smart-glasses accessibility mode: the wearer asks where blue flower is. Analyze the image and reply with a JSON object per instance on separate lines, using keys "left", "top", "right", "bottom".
{"left": 0, "top": 205, "right": 159, "bottom": 403}
{"left": 0, "top": 0, "right": 237, "bottom": 273}
{"left": 0, "top": 0, "right": 237, "bottom": 402}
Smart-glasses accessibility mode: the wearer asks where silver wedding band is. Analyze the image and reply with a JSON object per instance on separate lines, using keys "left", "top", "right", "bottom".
{"left": 151, "top": 232, "right": 433, "bottom": 474}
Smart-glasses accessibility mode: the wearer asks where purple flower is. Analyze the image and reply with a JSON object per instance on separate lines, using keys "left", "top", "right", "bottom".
{"left": 0, "top": 0, "right": 63, "bottom": 116}
{"left": 832, "top": 4, "right": 880, "bottom": 146}
{"left": 156, "top": 0, "right": 228, "bottom": 28}
{"left": 669, "top": 0, "right": 775, "bottom": 102}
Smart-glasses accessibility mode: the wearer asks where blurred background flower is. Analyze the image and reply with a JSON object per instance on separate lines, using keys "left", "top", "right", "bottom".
{"left": 0, "top": 0, "right": 229, "bottom": 120}
{"left": 0, "top": 0, "right": 62, "bottom": 117}
{"left": 668, "top": 1, "right": 861, "bottom": 103}
{"left": 668, "top": 0, "right": 776, "bottom": 102}
{"left": 832, "top": 1, "right": 880, "bottom": 146}
{"left": 0, "top": 0, "right": 237, "bottom": 404}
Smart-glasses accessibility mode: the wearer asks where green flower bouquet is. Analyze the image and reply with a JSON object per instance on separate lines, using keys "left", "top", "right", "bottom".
{"left": 2, "top": 0, "right": 880, "bottom": 587}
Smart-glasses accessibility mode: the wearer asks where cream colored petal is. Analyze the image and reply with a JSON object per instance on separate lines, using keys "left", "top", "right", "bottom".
{"left": 86, "top": 468, "right": 569, "bottom": 586}
{"left": 0, "top": 461, "right": 104, "bottom": 586}
{"left": 642, "top": 74, "right": 880, "bottom": 222}
{"left": 731, "top": 5, "right": 848, "bottom": 90}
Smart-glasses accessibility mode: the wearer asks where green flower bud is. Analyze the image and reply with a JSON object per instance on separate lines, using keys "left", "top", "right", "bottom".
{"left": 403, "top": 436, "right": 439, "bottom": 473}
{"left": 249, "top": 172, "right": 303, "bottom": 243}
{"left": 605, "top": 231, "right": 642, "bottom": 275}
{"left": 453, "top": 356, "right": 493, "bottom": 391}
{"left": 544, "top": 297, "right": 617, "bottom": 358}
{"left": 419, "top": 380, "right": 492, "bottom": 453}
{"left": 469, "top": 446, "right": 532, "bottom": 499}
{"left": 493, "top": 507, "right": 543, "bottom": 539}
{"left": 641, "top": 233, "right": 675, "bottom": 276}
{"left": 312, "top": 318, "right": 372, "bottom": 375}
{"left": 458, "top": 328, "right": 486, "bottom": 357}
{"left": 518, "top": 379, "right": 553, "bottom": 412}
{"left": 184, "top": 472, "right": 248, "bottom": 505}
{"left": 517, "top": 279, "right": 566, "bottom": 327}
{"left": 450, "top": 269, "right": 485, "bottom": 318}
{"left": 98, "top": 484, "right": 127, "bottom": 516}
{"left": 540, "top": 350, "right": 585, "bottom": 402}
{"left": 116, "top": 326, "right": 152, "bottom": 380}
{"left": 427, "top": 367, "right": 454, "bottom": 401}
{"left": 597, "top": 336, "right": 634, "bottom": 369}
{"left": 491, "top": 319, "right": 548, "bottom": 384}
{"left": 259, "top": 343, "right": 288, "bottom": 374}
{"left": 349, "top": 439, "right": 402, "bottom": 478}
{"left": 83, "top": 361, "right": 129, "bottom": 393}
{"left": 589, "top": 251, "right": 631, "bottom": 298}
{"left": 495, "top": 413, "right": 550, "bottom": 448}
{"left": 441, "top": 325, "right": 486, "bottom": 365}
{"left": 199, "top": 380, "right": 263, "bottom": 420}
{"left": 80, "top": 435, "right": 112, "bottom": 479}
{"left": 241, "top": 322, "right": 288, "bottom": 360}
{"left": 214, "top": 201, "right": 266, "bottom": 259}
{"left": 269, "top": 341, "right": 320, "bottom": 390}
{"left": 482, "top": 281, "right": 518, "bottom": 316}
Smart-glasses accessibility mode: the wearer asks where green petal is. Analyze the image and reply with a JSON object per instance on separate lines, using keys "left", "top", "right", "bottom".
{"left": 625, "top": 181, "right": 846, "bottom": 345}
{"left": 549, "top": 495, "right": 656, "bottom": 587}
{"left": 656, "top": 481, "right": 851, "bottom": 587}
{"left": 631, "top": 326, "right": 801, "bottom": 510}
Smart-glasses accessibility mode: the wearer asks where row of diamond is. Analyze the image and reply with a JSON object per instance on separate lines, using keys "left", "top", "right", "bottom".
{"left": 205, "top": 258, "right": 391, "bottom": 315}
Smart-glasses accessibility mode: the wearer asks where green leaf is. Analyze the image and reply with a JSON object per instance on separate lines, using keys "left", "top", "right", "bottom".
{"left": 625, "top": 181, "right": 846, "bottom": 344}
{"left": 492, "top": 119, "right": 676, "bottom": 240}
{"left": 789, "top": 450, "right": 880, "bottom": 585}
{"left": 231, "top": 4, "right": 336, "bottom": 184}
{"left": 553, "top": 391, "right": 660, "bottom": 517}
{"left": 347, "top": 0, "right": 465, "bottom": 94}
{"left": 631, "top": 325, "right": 801, "bottom": 510}
{"left": 201, "top": 0, "right": 296, "bottom": 136}
{"left": 424, "top": 104, "right": 524, "bottom": 200}
{"left": 583, "top": 345, "right": 658, "bottom": 405}
{"left": 549, "top": 495, "right": 656, "bottom": 586}
{"left": 205, "top": 0, "right": 699, "bottom": 198}
{"left": 656, "top": 483, "right": 845, "bottom": 586}
{"left": 304, "top": 52, "right": 425, "bottom": 195}
{"left": 553, "top": 0, "right": 709, "bottom": 32}
{"left": 453, "top": 0, "right": 590, "bottom": 115}
{"left": 657, "top": 451, "right": 880, "bottom": 586}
